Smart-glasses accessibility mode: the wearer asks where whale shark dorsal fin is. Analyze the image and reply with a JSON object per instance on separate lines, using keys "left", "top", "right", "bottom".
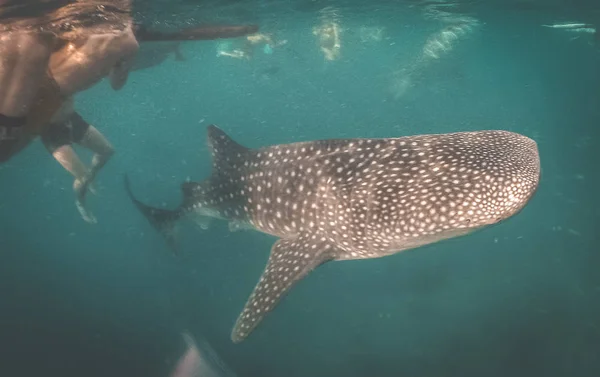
{"left": 231, "top": 234, "right": 338, "bottom": 343}
{"left": 207, "top": 125, "right": 249, "bottom": 173}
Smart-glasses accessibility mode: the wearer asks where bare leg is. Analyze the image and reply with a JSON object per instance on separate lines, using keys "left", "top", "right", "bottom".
{"left": 78, "top": 125, "right": 115, "bottom": 182}
{"left": 48, "top": 144, "right": 97, "bottom": 224}
{"left": 51, "top": 145, "right": 89, "bottom": 180}
{"left": 72, "top": 125, "right": 114, "bottom": 222}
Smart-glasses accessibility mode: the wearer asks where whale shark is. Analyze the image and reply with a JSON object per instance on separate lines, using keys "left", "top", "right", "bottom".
{"left": 125, "top": 125, "right": 540, "bottom": 343}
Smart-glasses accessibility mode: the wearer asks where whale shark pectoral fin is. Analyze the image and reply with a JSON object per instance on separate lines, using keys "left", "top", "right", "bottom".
{"left": 231, "top": 234, "right": 337, "bottom": 343}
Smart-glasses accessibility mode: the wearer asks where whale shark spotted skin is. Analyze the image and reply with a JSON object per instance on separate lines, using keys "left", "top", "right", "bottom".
{"left": 125, "top": 125, "right": 540, "bottom": 343}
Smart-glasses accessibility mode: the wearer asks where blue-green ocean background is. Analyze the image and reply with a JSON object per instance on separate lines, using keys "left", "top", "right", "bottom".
{"left": 1, "top": 1, "right": 599, "bottom": 376}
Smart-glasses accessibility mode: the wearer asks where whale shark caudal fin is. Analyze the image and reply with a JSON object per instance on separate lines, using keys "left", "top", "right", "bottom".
{"left": 231, "top": 234, "right": 338, "bottom": 343}
{"left": 123, "top": 125, "right": 248, "bottom": 256}
{"left": 124, "top": 174, "right": 182, "bottom": 255}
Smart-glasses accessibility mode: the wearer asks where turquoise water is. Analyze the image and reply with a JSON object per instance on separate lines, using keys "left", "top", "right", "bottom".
{"left": 0, "top": 1, "right": 598, "bottom": 376}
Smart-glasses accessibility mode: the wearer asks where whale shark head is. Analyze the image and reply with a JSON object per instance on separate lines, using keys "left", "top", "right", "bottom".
{"left": 372, "top": 130, "right": 540, "bottom": 246}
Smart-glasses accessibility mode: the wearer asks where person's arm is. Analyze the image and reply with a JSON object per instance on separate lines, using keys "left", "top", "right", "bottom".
{"left": 49, "top": 27, "right": 139, "bottom": 96}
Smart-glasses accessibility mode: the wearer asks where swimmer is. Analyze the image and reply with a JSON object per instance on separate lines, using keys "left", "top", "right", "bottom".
{"left": 389, "top": 18, "right": 479, "bottom": 99}
{"left": 247, "top": 32, "right": 287, "bottom": 53}
{"left": 1, "top": 17, "right": 257, "bottom": 160}
{"left": 1, "top": 1, "right": 138, "bottom": 224}
{"left": 0, "top": 0, "right": 139, "bottom": 163}
{"left": 216, "top": 32, "right": 286, "bottom": 60}
{"left": 313, "top": 21, "right": 341, "bottom": 61}
{"left": 2, "top": 10, "right": 260, "bottom": 222}
{"left": 358, "top": 26, "right": 385, "bottom": 43}
{"left": 216, "top": 43, "right": 250, "bottom": 60}
{"left": 39, "top": 22, "right": 261, "bottom": 222}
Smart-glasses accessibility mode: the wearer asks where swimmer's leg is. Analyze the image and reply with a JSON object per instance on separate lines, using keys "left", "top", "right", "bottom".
{"left": 55, "top": 146, "right": 98, "bottom": 224}
{"left": 42, "top": 137, "right": 96, "bottom": 223}
{"left": 41, "top": 113, "right": 105, "bottom": 223}
{"left": 78, "top": 124, "right": 114, "bottom": 183}
{"left": 74, "top": 123, "right": 114, "bottom": 219}
{"left": 49, "top": 144, "right": 89, "bottom": 182}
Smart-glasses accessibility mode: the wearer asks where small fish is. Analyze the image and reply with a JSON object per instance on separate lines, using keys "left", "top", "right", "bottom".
{"left": 563, "top": 27, "right": 596, "bottom": 34}
{"left": 126, "top": 125, "right": 541, "bottom": 343}
{"left": 542, "top": 22, "right": 594, "bottom": 29}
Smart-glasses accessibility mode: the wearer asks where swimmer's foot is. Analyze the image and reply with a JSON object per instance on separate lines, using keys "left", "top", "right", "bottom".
{"left": 74, "top": 176, "right": 97, "bottom": 224}
{"left": 76, "top": 199, "right": 97, "bottom": 224}
{"left": 88, "top": 182, "right": 98, "bottom": 195}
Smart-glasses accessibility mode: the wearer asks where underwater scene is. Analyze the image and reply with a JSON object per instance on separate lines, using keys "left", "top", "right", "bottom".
{"left": 0, "top": 0, "right": 598, "bottom": 376}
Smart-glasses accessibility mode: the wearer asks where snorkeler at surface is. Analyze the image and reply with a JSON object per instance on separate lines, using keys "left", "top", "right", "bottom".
{"left": 0, "top": 0, "right": 258, "bottom": 157}
{"left": 41, "top": 29, "right": 261, "bottom": 223}
{"left": 216, "top": 32, "right": 286, "bottom": 60}
{"left": 0, "top": 0, "right": 138, "bottom": 164}
{"left": 1, "top": 8, "right": 256, "bottom": 162}
{"left": 1, "top": 0, "right": 258, "bottom": 163}
{"left": 313, "top": 20, "right": 341, "bottom": 61}
{"left": 0, "top": 0, "right": 139, "bottom": 223}
{"left": 47, "top": 23, "right": 261, "bottom": 223}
